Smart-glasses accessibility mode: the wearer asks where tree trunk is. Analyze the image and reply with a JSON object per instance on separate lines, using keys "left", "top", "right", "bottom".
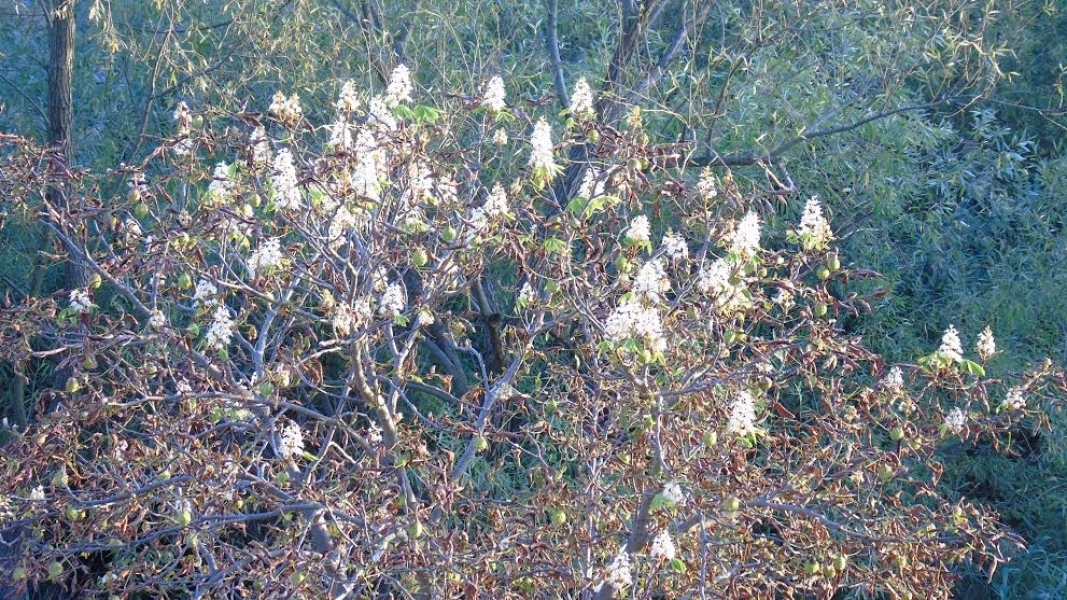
{"left": 47, "top": 0, "right": 88, "bottom": 290}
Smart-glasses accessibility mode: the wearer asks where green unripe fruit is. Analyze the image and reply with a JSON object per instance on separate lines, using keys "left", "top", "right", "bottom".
{"left": 187, "top": 323, "right": 200, "bottom": 337}
{"left": 409, "top": 520, "right": 424, "bottom": 539}
{"left": 723, "top": 497, "right": 741, "bottom": 512}
{"left": 804, "top": 561, "right": 822, "bottom": 575}
{"left": 615, "top": 256, "right": 632, "bottom": 274}
{"left": 816, "top": 266, "right": 831, "bottom": 280}
{"left": 412, "top": 249, "right": 429, "bottom": 267}
{"left": 12, "top": 566, "right": 27, "bottom": 581}
{"left": 890, "top": 427, "right": 905, "bottom": 442}
{"left": 813, "top": 303, "right": 828, "bottom": 318}
{"left": 833, "top": 555, "right": 848, "bottom": 572}
{"left": 587, "top": 129, "right": 600, "bottom": 143}
{"left": 703, "top": 431, "right": 718, "bottom": 446}
{"left": 176, "top": 510, "right": 193, "bottom": 527}
{"left": 290, "top": 571, "right": 306, "bottom": 585}
{"left": 47, "top": 561, "right": 64, "bottom": 580}
{"left": 440, "top": 226, "right": 457, "bottom": 242}
{"left": 473, "top": 435, "right": 489, "bottom": 452}
{"left": 177, "top": 274, "right": 192, "bottom": 289}
{"left": 544, "top": 279, "right": 560, "bottom": 294}
{"left": 52, "top": 468, "right": 69, "bottom": 488}
{"left": 133, "top": 202, "right": 150, "bottom": 218}
{"left": 65, "top": 507, "right": 83, "bottom": 521}
{"left": 827, "top": 251, "right": 841, "bottom": 272}
{"left": 65, "top": 378, "right": 80, "bottom": 394}
{"left": 89, "top": 273, "right": 103, "bottom": 290}
{"left": 548, "top": 507, "right": 567, "bottom": 526}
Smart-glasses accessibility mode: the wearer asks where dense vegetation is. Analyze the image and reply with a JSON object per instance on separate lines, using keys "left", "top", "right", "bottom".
{"left": 1, "top": 1, "right": 1065, "bottom": 598}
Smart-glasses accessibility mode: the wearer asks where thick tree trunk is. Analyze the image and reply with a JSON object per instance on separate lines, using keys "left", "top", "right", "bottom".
{"left": 47, "top": 0, "right": 88, "bottom": 290}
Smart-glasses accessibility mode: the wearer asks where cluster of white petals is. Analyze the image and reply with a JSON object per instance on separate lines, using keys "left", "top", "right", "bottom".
{"left": 269, "top": 91, "right": 303, "bottom": 125}
{"left": 193, "top": 279, "right": 219, "bottom": 309}
{"left": 772, "top": 288, "right": 794, "bottom": 312}
{"left": 247, "top": 238, "right": 284, "bottom": 279}
{"left": 328, "top": 119, "right": 353, "bottom": 151}
{"left": 248, "top": 126, "right": 269, "bottom": 166}
{"left": 601, "top": 550, "right": 632, "bottom": 591}
{"left": 632, "top": 258, "right": 669, "bottom": 303}
{"left": 661, "top": 481, "right": 686, "bottom": 506}
{"left": 386, "top": 64, "right": 413, "bottom": 105}
{"left": 172, "top": 101, "right": 193, "bottom": 155}
{"left": 368, "top": 96, "right": 397, "bottom": 131}
{"left": 726, "top": 390, "right": 758, "bottom": 437}
{"left": 798, "top": 195, "right": 833, "bottom": 245}
{"left": 517, "top": 282, "right": 538, "bottom": 308}
{"left": 271, "top": 149, "right": 302, "bottom": 211}
{"left": 944, "top": 407, "right": 967, "bottom": 434}
{"left": 881, "top": 366, "right": 905, "bottom": 392}
{"left": 650, "top": 530, "right": 677, "bottom": 561}
{"left": 729, "top": 211, "right": 761, "bottom": 257}
{"left": 938, "top": 325, "right": 964, "bottom": 363}
{"left": 148, "top": 309, "right": 166, "bottom": 330}
{"left": 69, "top": 289, "right": 94, "bottom": 314}
{"left": 482, "top": 183, "right": 509, "bottom": 218}
{"left": 976, "top": 326, "right": 997, "bottom": 361}
{"left": 697, "top": 258, "right": 749, "bottom": 314}
{"left": 569, "top": 77, "right": 596, "bottom": 117}
{"left": 1005, "top": 387, "right": 1026, "bottom": 410}
{"left": 528, "top": 118, "right": 556, "bottom": 173}
{"left": 278, "top": 421, "right": 304, "bottom": 461}
{"left": 493, "top": 128, "right": 509, "bottom": 146}
{"left": 205, "top": 305, "right": 235, "bottom": 350}
{"left": 29, "top": 485, "right": 46, "bottom": 502}
{"left": 578, "top": 168, "right": 607, "bottom": 199}
{"left": 208, "top": 162, "right": 234, "bottom": 204}
{"left": 379, "top": 282, "right": 406, "bottom": 317}
{"left": 336, "top": 80, "right": 360, "bottom": 113}
{"left": 331, "top": 298, "right": 373, "bottom": 337}
{"left": 604, "top": 299, "right": 667, "bottom": 353}
{"left": 625, "top": 215, "right": 651, "bottom": 244}
{"left": 660, "top": 230, "right": 688, "bottom": 260}
{"left": 352, "top": 130, "right": 387, "bottom": 201}
{"left": 482, "top": 75, "right": 507, "bottom": 112}
{"left": 697, "top": 168, "right": 718, "bottom": 199}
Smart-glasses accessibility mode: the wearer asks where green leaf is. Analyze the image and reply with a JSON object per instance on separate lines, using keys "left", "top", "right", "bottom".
{"left": 960, "top": 359, "right": 985, "bottom": 377}
{"left": 670, "top": 558, "right": 687, "bottom": 573}
{"left": 542, "top": 237, "right": 569, "bottom": 254}
{"left": 650, "top": 493, "right": 672, "bottom": 511}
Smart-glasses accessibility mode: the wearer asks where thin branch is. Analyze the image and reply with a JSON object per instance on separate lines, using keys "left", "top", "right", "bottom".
{"left": 545, "top": 0, "right": 570, "bottom": 111}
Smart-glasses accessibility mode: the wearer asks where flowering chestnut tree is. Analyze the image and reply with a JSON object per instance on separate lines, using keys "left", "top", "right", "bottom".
{"left": 0, "top": 66, "right": 1059, "bottom": 600}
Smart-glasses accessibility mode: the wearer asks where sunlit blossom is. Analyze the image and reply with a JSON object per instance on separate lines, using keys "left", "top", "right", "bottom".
{"left": 269, "top": 91, "right": 303, "bottom": 126}
{"left": 601, "top": 549, "right": 632, "bottom": 591}
{"left": 726, "top": 390, "right": 759, "bottom": 437}
{"left": 729, "top": 211, "right": 761, "bottom": 258}
{"left": 604, "top": 299, "right": 666, "bottom": 353}
{"left": 69, "top": 289, "right": 94, "bottom": 314}
{"left": 697, "top": 168, "right": 718, "bottom": 199}
{"left": 944, "top": 407, "right": 966, "bottom": 434}
{"left": 569, "top": 77, "right": 595, "bottom": 117}
{"left": 247, "top": 238, "right": 284, "bottom": 279}
{"left": 1005, "top": 387, "right": 1026, "bottom": 410}
{"left": 386, "top": 63, "right": 414, "bottom": 104}
{"left": 798, "top": 195, "right": 833, "bottom": 247}
{"left": 278, "top": 421, "right": 304, "bottom": 461}
{"left": 880, "top": 366, "right": 904, "bottom": 392}
{"left": 660, "top": 230, "right": 688, "bottom": 260}
{"left": 271, "top": 149, "right": 302, "bottom": 210}
{"left": 205, "top": 305, "right": 235, "bottom": 350}
{"left": 632, "top": 258, "right": 669, "bottom": 303}
{"left": 625, "top": 215, "right": 651, "bottom": 245}
{"left": 976, "top": 326, "right": 996, "bottom": 361}
{"left": 379, "top": 282, "right": 406, "bottom": 317}
{"left": 661, "top": 481, "right": 686, "bottom": 506}
{"left": 528, "top": 118, "right": 556, "bottom": 175}
{"left": 650, "top": 530, "right": 677, "bottom": 561}
{"left": 336, "top": 80, "right": 360, "bottom": 113}
{"left": 482, "top": 75, "right": 507, "bottom": 112}
{"left": 208, "top": 162, "right": 234, "bottom": 204}
{"left": 938, "top": 325, "right": 964, "bottom": 363}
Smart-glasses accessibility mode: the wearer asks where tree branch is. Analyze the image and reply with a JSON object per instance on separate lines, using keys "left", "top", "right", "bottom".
{"left": 545, "top": 0, "right": 570, "bottom": 111}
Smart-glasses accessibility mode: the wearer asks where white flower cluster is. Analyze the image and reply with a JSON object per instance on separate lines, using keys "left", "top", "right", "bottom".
{"left": 205, "top": 305, "right": 235, "bottom": 350}
{"left": 269, "top": 91, "right": 303, "bottom": 126}
{"left": 604, "top": 299, "right": 667, "bottom": 353}
{"left": 172, "top": 101, "right": 194, "bottom": 156}
{"left": 249, "top": 126, "right": 269, "bottom": 166}
{"left": 482, "top": 75, "right": 507, "bottom": 112}
{"left": 578, "top": 168, "right": 606, "bottom": 199}
{"left": 336, "top": 80, "right": 360, "bottom": 113}
{"left": 601, "top": 550, "right": 632, "bottom": 591}
{"left": 697, "top": 258, "right": 749, "bottom": 315}
{"left": 379, "top": 282, "right": 406, "bottom": 317}
{"left": 517, "top": 282, "right": 539, "bottom": 308}
{"left": 493, "top": 128, "right": 509, "bottom": 146}
{"left": 29, "top": 485, "right": 46, "bottom": 502}
{"left": 569, "top": 77, "right": 596, "bottom": 117}
{"left": 625, "top": 215, "right": 651, "bottom": 244}
{"left": 247, "top": 238, "right": 284, "bottom": 279}
{"left": 386, "top": 63, "right": 413, "bottom": 105}
{"left": 976, "top": 326, "right": 996, "bottom": 361}
{"left": 697, "top": 167, "right": 718, "bottom": 199}
{"left": 632, "top": 258, "right": 669, "bottom": 304}
{"left": 193, "top": 278, "right": 219, "bottom": 309}
{"left": 938, "top": 325, "right": 964, "bottom": 363}
{"left": 328, "top": 119, "right": 353, "bottom": 151}
{"left": 208, "top": 162, "right": 234, "bottom": 204}
{"left": 1005, "top": 387, "right": 1026, "bottom": 411}
{"left": 469, "top": 183, "right": 510, "bottom": 236}
{"left": 148, "top": 309, "right": 166, "bottom": 330}
{"left": 729, "top": 211, "right": 761, "bottom": 258}
{"left": 661, "top": 481, "right": 686, "bottom": 506}
{"left": 944, "top": 407, "right": 967, "bottom": 434}
{"left": 69, "top": 288, "right": 94, "bottom": 314}
{"left": 331, "top": 298, "right": 373, "bottom": 337}
{"left": 271, "top": 149, "right": 302, "bottom": 211}
{"left": 352, "top": 130, "right": 387, "bottom": 200}
{"left": 772, "top": 288, "right": 794, "bottom": 312}
{"left": 368, "top": 96, "right": 397, "bottom": 131}
{"left": 881, "top": 366, "right": 904, "bottom": 393}
{"left": 726, "top": 390, "right": 758, "bottom": 437}
{"left": 650, "top": 530, "right": 677, "bottom": 561}
{"left": 798, "top": 195, "right": 833, "bottom": 246}
{"left": 660, "top": 230, "right": 688, "bottom": 261}
{"left": 528, "top": 118, "right": 556, "bottom": 174}
{"left": 278, "top": 421, "right": 304, "bottom": 461}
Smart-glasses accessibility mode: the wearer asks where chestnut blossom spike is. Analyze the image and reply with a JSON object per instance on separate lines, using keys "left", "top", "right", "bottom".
{"left": 976, "top": 326, "right": 996, "bottom": 361}
{"left": 482, "top": 75, "right": 507, "bottom": 112}
{"left": 938, "top": 325, "right": 964, "bottom": 363}
{"left": 528, "top": 118, "right": 556, "bottom": 175}
{"left": 569, "top": 77, "right": 595, "bottom": 117}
